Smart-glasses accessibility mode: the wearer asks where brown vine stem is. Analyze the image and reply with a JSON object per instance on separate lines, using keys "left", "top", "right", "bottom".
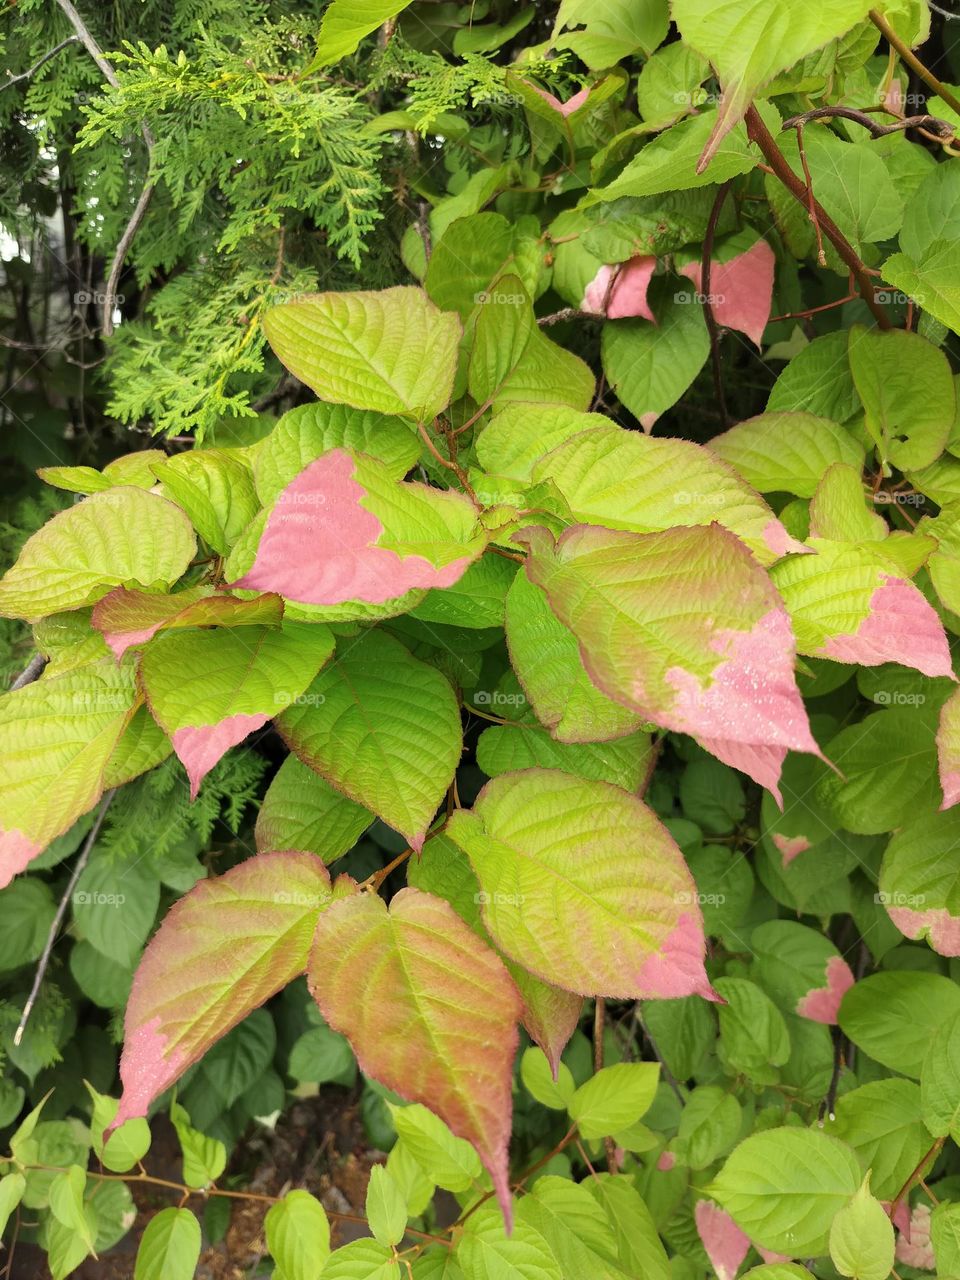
{"left": 795, "top": 123, "right": 827, "bottom": 267}
{"left": 744, "top": 106, "right": 892, "bottom": 331}
{"left": 454, "top": 1123, "right": 580, "bottom": 1230}
{"left": 417, "top": 421, "right": 478, "bottom": 504}
{"left": 870, "top": 9, "right": 960, "bottom": 118}
{"left": 14, "top": 789, "right": 116, "bottom": 1046}
{"left": 889, "top": 1136, "right": 945, "bottom": 1217}
{"left": 18, "top": 1164, "right": 449, "bottom": 1245}
{"left": 701, "top": 182, "right": 732, "bottom": 429}
{"left": 9, "top": 652, "right": 46, "bottom": 690}
{"left": 782, "top": 104, "right": 956, "bottom": 140}
{"left": 593, "top": 998, "right": 620, "bottom": 1171}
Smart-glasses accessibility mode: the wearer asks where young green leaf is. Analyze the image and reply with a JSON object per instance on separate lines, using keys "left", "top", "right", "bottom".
{"left": 134, "top": 1207, "right": 201, "bottom": 1280}
{"left": 255, "top": 753, "right": 372, "bottom": 860}
{"left": 265, "top": 1189, "right": 331, "bottom": 1280}
{"left": 567, "top": 1062, "right": 660, "bottom": 1139}
{"left": 921, "top": 1010, "right": 960, "bottom": 1141}
{"left": 829, "top": 1176, "right": 894, "bottom": 1280}
{"left": 365, "top": 1165, "right": 407, "bottom": 1248}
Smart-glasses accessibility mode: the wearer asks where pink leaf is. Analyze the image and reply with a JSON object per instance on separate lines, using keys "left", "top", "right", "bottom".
{"left": 116, "top": 852, "right": 334, "bottom": 1126}
{"left": 93, "top": 587, "right": 282, "bottom": 661}
{"left": 896, "top": 1204, "right": 935, "bottom": 1271}
{"left": 795, "top": 954, "right": 855, "bottom": 1024}
{"left": 528, "top": 84, "right": 591, "bottom": 116}
{"left": 887, "top": 904, "right": 960, "bottom": 957}
{"left": 581, "top": 257, "right": 657, "bottom": 321}
{"left": 680, "top": 239, "right": 775, "bottom": 347}
{"left": 0, "top": 829, "right": 43, "bottom": 891}
{"left": 696, "top": 1201, "right": 751, "bottom": 1280}
{"left": 232, "top": 450, "right": 478, "bottom": 606}
{"left": 772, "top": 832, "right": 812, "bottom": 867}
{"left": 172, "top": 714, "right": 270, "bottom": 800}
{"left": 308, "top": 888, "right": 521, "bottom": 1226}
{"left": 819, "top": 576, "right": 954, "bottom": 677}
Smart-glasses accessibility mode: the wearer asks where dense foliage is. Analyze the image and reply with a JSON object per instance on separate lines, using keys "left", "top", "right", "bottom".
{"left": 4, "top": 0, "right": 960, "bottom": 1277}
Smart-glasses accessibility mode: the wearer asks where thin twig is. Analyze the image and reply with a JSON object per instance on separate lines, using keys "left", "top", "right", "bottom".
{"left": 14, "top": 790, "right": 116, "bottom": 1046}
{"left": 870, "top": 9, "right": 960, "bottom": 117}
{"left": 701, "top": 182, "right": 731, "bottom": 428}
{"left": 53, "top": 0, "right": 155, "bottom": 337}
{"left": 593, "top": 998, "right": 620, "bottom": 1170}
{"left": 536, "top": 307, "right": 593, "bottom": 326}
{"left": 2, "top": 36, "right": 81, "bottom": 91}
{"left": 796, "top": 123, "right": 827, "bottom": 267}
{"left": 417, "top": 421, "right": 478, "bottom": 503}
{"left": 890, "top": 1137, "right": 945, "bottom": 1217}
{"left": 9, "top": 653, "right": 47, "bottom": 691}
{"left": 744, "top": 106, "right": 892, "bottom": 330}
{"left": 783, "top": 104, "right": 956, "bottom": 139}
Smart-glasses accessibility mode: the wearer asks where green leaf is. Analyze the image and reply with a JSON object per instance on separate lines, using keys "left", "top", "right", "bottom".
{"left": 880, "top": 808, "right": 960, "bottom": 955}
{"left": 767, "top": 331, "right": 860, "bottom": 423}
{"left": 265, "top": 1189, "right": 331, "bottom": 1280}
{"left": 153, "top": 448, "right": 259, "bottom": 555}
{"left": 708, "top": 1127, "right": 862, "bottom": 1255}
{"left": 815, "top": 707, "right": 940, "bottom": 835}
{"left": 884, "top": 239, "right": 960, "bottom": 336}
{"left": 0, "top": 877, "right": 55, "bottom": 971}
{"left": 829, "top": 1176, "right": 894, "bottom": 1280}
{"left": 568, "top": 1062, "right": 660, "bottom": 1139}
{"left": 255, "top": 753, "right": 372, "bottom": 860}
{"left": 838, "top": 971, "right": 960, "bottom": 1077}
{"left": 457, "top": 1204, "right": 562, "bottom": 1280}
{"left": 447, "top": 769, "right": 715, "bottom": 1000}
{"left": 0, "top": 660, "right": 138, "bottom": 886}
{"left": 808, "top": 463, "right": 887, "bottom": 543}
{"left": 322, "top": 1239, "right": 401, "bottom": 1279}
{"left": 921, "top": 1010, "right": 960, "bottom": 1142}
{"left": 253, "top": 402, "right": 420, "bottom": 505}
{"left": 86, "top": 1083, "right": 151, "bottom": 1173}
{"left": 277, "top": 629, "right": 462, "bottom": 849}
{"left": 310, "top": 0, "right": 414, "bottom": 68}
{"left": 410, "top": 555, "right": 516, "bottom": 630}
{"left": 674, "top": 1086, "right": 742, "bottom": 1171}
{"left": 590, "top": 105, "right": 774, "bottom": 202}
{"left": 476, "top": 722, "right": 652, "bottom": 792}
{"left": 171, "top": 1101, "right": 227, "bottom": 1188}
{"left": 586, "top": 1174, "right": 670, "bottom": 1280}
{"left": 308, "top": 888, "right": 520, "bottom": 1218}
{"left": 49, "top": 1164, "right": 96, "bottom": 1255}
{"left": 515, "top": 1175, "right": 623, "bottom": 1279}
{"left": 931, "top": 1201, "right": 960, "bottom": 1278}
{"left": 641, "top": 998, "right": 717, "bottom": 1082}
{"left": 711, "top": 412, "right": 865, "bottom": 498}
{"left": 390, "top": 1103, "right": 483, "bottom": 1194}
{"left": 468, "top": 275, "right": 594, "bottom": 410}
{"left": 288, "top": 1024, "right": 356, "bottom": 1086}
{"left": 141, "top": 620, "right": 334, "bottom": 795}
{"left": 134, "top": 1207, "right": 201, "bottom": 1280}
{"left": 899, "top": 161, "right": 960, "bottom": 260}
{"left": 672, "top": 0, "right": 873, "bottom": 165}
{"left": 715, "top": 976, "right": 790, "bottom": 1083}
{"left": 520, "top": 1047, "right": 576, "bottom": 1110}
{"left": 201, "top": 1009, "right": 276, "bottom": 1107}
{"left": 747, "top": 920, "right": 853, "bottom": 1024}
{"left": 530, "top": 419, "right": 798, "bottom": 566}
{"left": 679, "top": 759, "right": 745, "bottom": 836}
{"left": 262, "top": 287, "right": 461, "bottom": 422}
{"left": 551, "top": 0, "right": 668, "bottom": 66}
{"left": 600, "top": 284, "right": 709, "bottom": 430}
{"left": 504, "top": 570, "right": 643, "bottom": 744}
{"left": 826, "top": 1079, "right": 932, "bottom": 1202}
{"left": 0, "top": 488, "right": 196, "bottom": 621}
{"left": 72, "top": 851, "right": 160, "bottom": 967}
{"left": 848, "top": 326, "right": 954, "bottom": 470}
{"left": 0, "top": 1172, "right": 25, "bottom": 1238}
{"left": 366, "top": 1165, "right": 407, "bottom": 1248}
{"left": 116, "top": 852, "right": 334, "bottom": 1127}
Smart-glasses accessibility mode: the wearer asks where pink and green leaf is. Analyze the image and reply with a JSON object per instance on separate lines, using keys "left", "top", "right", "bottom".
{"left": 116, "top": 851, "right": 336, "bottom": 1126}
